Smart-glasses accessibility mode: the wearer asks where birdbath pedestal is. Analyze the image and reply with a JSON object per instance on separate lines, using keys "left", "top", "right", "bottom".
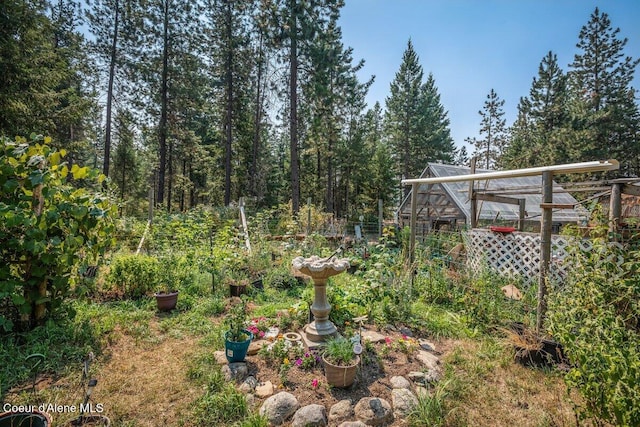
{"left": 292, "top": 255, "right": 349, "bottom": 343}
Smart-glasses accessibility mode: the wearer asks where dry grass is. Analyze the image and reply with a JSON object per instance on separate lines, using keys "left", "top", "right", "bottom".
{"left": 14, "top": 319, "right": 203, "bottom": 426}
{"left": 442, "top": 339, "right": 580, "bottom": 427}
{"left": 92, "top": 320, "right": 201, "bottom": 426}
{"left": 6, "top": 316, "right": 587, "bottom": 426}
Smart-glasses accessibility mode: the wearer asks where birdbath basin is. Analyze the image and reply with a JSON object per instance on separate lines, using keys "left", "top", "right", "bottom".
{"left": 292, "top": 255, "right": 349, "bottom": 343}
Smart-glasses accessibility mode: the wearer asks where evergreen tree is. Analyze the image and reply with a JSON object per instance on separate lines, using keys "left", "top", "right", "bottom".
{"left": 111, "top": 108, "right": 139, "bottom": 212}
{"left": 132, "top": 0, "right": 204, "bottom": 210}
{"left": 362, "top": 103, "right": 395, "bottom": 214}
{"left": 384, "top": 40, "right": 455, "bottom": 192}
{"left": 420, "top": 73, "right": 456, "bottom": 164}
{"left": 86, "top": 0, "right": 135, "bottom": 177}
{"left": 466, "top": 89, "right": 507, "bottom": 169}
{"left": 503, "top": 51, "right": 571, "bottom": 168}
{"left": 302, "top": 4, "right": 371, "bottom": 215}
{"left": 568, "top": 7, "right": 640, "bottom": 175}
{"left": 385, "top": 39, "right": 424, "bottom": 186}
{"left": 0, "top": 0, "right": 94, "bottom": 163}
{"left": 206, "top": 0, "right": 256, "bottom": 206}
{"left": 454, "top": 146, "right": 469, "bottom": 166}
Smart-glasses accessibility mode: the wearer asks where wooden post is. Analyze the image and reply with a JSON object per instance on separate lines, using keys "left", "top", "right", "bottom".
{"left": 239, "top": 197, "right": 252, "bottom": 253}
{"left": 409, "top": 183, "right": 418, "bottom": 265}
{"left": 468, "top": 157, "right": 477, "bottom": 228}
{"left": 537, "top": 170, "right": 553, "bottom": 334}
{"left": 378, "top": 199, "right": 383, "bottom": 238}
{"left": 518, "top": 199, "right": 525, "bottom": 232}
{"left": 609, "top": 183, "right": 622, "bottom": 238}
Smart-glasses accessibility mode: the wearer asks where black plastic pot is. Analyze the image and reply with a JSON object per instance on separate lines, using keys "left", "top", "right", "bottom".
{"left": 229, "top": 284, "right": 246, "bottom": 297}
{"left": 251, "top": 278, "right": 263, "bottom": 291}
{"left": 0, "top": 411, "right": 51, "bottom": 427}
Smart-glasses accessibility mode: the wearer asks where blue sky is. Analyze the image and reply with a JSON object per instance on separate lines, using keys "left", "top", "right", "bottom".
{"left": 338, "top": 0, "right": 640, "bottom": 152}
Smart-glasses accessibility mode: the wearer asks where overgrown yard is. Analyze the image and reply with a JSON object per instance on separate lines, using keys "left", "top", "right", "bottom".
{"left": 2, "top": 299, "right": 578, "bottom": 426}
{"left": 1, "top": 208, "right": 636, "bottom": 426}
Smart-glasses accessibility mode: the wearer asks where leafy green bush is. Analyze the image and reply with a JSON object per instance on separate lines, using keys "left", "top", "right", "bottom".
{"left": 548, "top": 222, "right": 640, "bottom": 425}
{"left": 105, "top": 254, "right": 160, "bottom": 298}
{"left": 0, "top": 135, "right": 115, "bottom": 331}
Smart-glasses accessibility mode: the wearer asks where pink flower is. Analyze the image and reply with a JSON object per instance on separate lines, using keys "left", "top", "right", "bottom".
{"left": 384, "top": 336, "right": 392, "bottom": 345}
{"left": 311, "top": 378, "right": 319, "bottom": 388}
{"left": 295, "top": 358, "right": 303, "bottom": 367}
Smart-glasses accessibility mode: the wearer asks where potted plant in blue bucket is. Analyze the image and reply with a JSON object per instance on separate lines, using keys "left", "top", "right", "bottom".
{"left": 224, "top": 299, "right": 254, "bottom": 362}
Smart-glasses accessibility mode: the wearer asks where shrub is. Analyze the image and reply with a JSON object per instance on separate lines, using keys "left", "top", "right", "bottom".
{"left": 547, "top": 221, "right": 640, "bottom": 425}
{"left": 105, "top": 254, "right": 160, "bottom": 299}
{"left": 0, "top": 135, "right": 115, "bottom": 331}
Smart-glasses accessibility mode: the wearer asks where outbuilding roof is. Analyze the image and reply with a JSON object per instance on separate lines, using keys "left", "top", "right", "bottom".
{"left": 397, "top": 163, "right": 589, "bottom": 224}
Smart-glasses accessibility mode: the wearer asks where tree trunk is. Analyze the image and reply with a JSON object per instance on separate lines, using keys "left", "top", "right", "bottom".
{"left": 223, "top": 0, "right": 233, "bottom": 206}
{"left": 103, "top": 0, "right": 119, "bottom": 177}
{"left": 289, "top": 0, "right": 300, "bottom": 214}
{"left": 180, "top": 158, "right": 186, "bottom": 211}
{"left": 327, "top": 127, "right": 334, "bottom": 213}
{"left": 250, "top": 31, "right": 265, "bottom": 199}
{"left": 167, "top": 140, "right": 173, "bottom": 212}
{"left": 157, "top": 0, "right": 170, "bottom": 207}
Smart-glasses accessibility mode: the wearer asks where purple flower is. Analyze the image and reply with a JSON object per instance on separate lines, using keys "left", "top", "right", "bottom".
{"left": 295, "top": 358, "right": 303, "bottom": 366}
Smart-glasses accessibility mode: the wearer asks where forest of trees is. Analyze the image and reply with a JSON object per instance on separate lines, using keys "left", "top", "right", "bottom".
{"left": 0, "top": 2, "right": 638, "bottom": 218}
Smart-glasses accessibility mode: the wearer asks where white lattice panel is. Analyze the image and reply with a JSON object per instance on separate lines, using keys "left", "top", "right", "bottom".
{"left": 463, "top": 229, "right": 594, "bottom": 283}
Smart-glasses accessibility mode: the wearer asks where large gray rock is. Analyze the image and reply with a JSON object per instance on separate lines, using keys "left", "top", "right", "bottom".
{"left": 291, "top": 404, "right": 327, "bottom": 427}
{"left": 415, "top": 350, "right": 440, "bottom": 370}
{"left": 354, "top": 397, "right": 393, "bottom": 426}
{"left": 259, "top": 392, "right": 299, "bottom": 426}
{"left": 222, "top": 362, "right": 248, "bottom": 382}
{"left": 329, "top": 399, "right": 354, "bottom": 424}
{"left": 391, "top": 388, "right": 418, "bottom": 417}
{"left": 361, "top": 330, "right": 386, "bottom": 343}
{"left": 407, "top": 369, "right": 442, "bottom": 385}
{"left": 238, "top": 375, "right": 258, "bottom": 393}
{"left": 390, "top": 376, "right": 411, "bottom": 389}
{"left": 418, "top": 339, "right": 437, "bottom": 352}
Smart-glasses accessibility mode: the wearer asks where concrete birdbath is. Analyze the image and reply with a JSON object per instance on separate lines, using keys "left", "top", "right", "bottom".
{"left": 292, "top": 255, "right": 349, "bottom": 344}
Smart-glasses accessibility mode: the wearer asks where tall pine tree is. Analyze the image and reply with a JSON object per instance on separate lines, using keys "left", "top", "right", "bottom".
{"left": 503, "top": 51, "right": 571, "bottom": 168}
{"left": 568, "top": 7, "right": 639, "bottom": 175}
{"left": 466, "top": 89, "right": 507, "bottom": 170}
{"left": 385, "top": 40, "right": 455, "bottom": 193}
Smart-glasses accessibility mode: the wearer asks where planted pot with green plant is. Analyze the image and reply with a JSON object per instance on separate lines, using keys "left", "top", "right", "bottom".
{"left": 153, "top": 254, "right": 193, "bottom": 311}
{"left": 224, "top": 299, "right": 254, "bottom": 362}
{"left": 322, "top": 337, "right": 360, "bottom": 388}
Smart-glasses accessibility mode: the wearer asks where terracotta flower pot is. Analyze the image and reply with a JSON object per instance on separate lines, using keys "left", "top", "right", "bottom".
{"left": 322, "top": 355, "right": 360, "bottom": 388}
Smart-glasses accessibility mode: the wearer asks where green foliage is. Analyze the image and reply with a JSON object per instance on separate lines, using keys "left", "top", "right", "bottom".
{"left": 0, "top": 312, "right": 101, "bottom": 395}
{"left": 323, "top": 337, "right": 357, "bottom": 366}
{"left": 548, "top": 221, "right": 640, "bottom": 425}
{"left": 465, "top": 88, "right": 508, "bottom": 170}
{"left": 193, "top": 383, "right": 248, "bottom": 424}
{"left": 105, "top": 254, "right": 160, "bottom": 299}
{"left": 0, "top": 135, "right": 115, "bottom": 330}
{"left": 408, "top": 380, "right": 452, "bottom": 427}
{"left": 225, "top": 300, "right": 249, "bottom": 342}
{"left": 385, "top": 39, "right": 456, "bottom": 181}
